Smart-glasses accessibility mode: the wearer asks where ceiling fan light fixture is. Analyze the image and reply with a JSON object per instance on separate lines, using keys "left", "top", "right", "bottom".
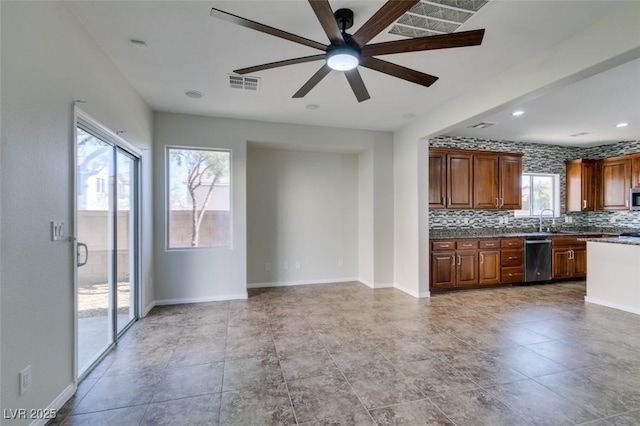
{"left": 326, "top": 46, "right": 360, "bottom": 71}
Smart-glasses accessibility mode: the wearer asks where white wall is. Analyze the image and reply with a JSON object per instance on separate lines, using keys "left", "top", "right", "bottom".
{"left": 0, "top": 0, "right": 153, "bottom": 420}
{"left": 247, "top": 148, "right": 359, "bottom": 285}
{"left": 358, "top": 149, "right": 375, "bottom": 286}
{"left": 153, "top": 112, "right": 393, "bottom": 303}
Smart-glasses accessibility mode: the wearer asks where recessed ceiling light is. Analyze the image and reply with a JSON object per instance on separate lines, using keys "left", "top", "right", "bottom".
{"left": 130, "top": 39, "right": 147, "bottom": 48}
{"left": 511, "top": 110, "right": 524, "bottom": 116}
{"left": 305, "top": 104, "right": 319, "bottom": 110}
{"left": 185, "top": 90, "right": 203, "bottom": 99}
{"left": 616, "top": 122, "right": 629, "bottom": 128}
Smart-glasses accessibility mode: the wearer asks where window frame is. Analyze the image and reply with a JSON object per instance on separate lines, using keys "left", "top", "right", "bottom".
{"left": 514, "top": 172, "right": 560, "bottom": 218}
{"left": 165, "top": 145, "right": 233, "bottom": 251}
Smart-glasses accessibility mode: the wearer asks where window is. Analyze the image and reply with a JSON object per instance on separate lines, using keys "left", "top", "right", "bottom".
{"left": 167, "top": 147, "right": 231, "bottom": 249}
{"left": 96, "top": 177, "right": 106, "bottom": 194}
{"left": 514, "top": 173, "right": 560, "bottom": 217}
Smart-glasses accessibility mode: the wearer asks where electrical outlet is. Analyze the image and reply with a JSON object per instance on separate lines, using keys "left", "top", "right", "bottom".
{"left": 19, "top": 366, "right": 32, "bottom": 395}
{"left": 264, "top": 262, "right": 271, "bottom": 271}
{"left": 51, "top": 221, "right": 65, "bottom": 241}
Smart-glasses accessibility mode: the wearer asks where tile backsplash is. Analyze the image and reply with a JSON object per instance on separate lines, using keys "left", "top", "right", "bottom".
{"left": 428, "top": 137, "right": 640, "bottom": 230}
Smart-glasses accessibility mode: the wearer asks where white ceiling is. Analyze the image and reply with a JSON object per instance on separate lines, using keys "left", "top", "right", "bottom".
{"left": 67, "top": 1, "right": 639, "bottom": 146}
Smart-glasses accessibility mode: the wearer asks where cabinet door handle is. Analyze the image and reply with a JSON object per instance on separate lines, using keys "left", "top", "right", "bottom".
{"left": 486, "top": 243, "right": 495, "bottom": 247}
{"left": 495, "top": 198, "right": 499, "bottom": 207}
{"left": 625, "top": 199, "right": 629, "bottom": 207}
{"left": 457, "top": 255, "right": 461, "bottom": 266}
{"left": 462, "top": 244, "right": 472, "bottom": 247}
{"left": 480, "top": 253, "right": 484, "bottom": 264}
{"left": 500, "top": 198, "right": 504, "bottom": 207}
{"left": 583, "top": 199, "right": 587, "bottom": 209}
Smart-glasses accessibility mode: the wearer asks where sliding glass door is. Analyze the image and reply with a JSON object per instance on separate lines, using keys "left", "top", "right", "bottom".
{"left": 75, "top": 120, "right": 139, "bottom": 378}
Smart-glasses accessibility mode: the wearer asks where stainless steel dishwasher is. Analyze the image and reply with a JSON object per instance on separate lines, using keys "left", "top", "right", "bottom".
{"left": 524, "top": 238, "right": 552, "bottom": 282}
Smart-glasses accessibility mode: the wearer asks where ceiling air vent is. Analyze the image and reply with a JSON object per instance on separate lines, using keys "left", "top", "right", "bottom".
{"left": 228, "top": 75, "right": 261, "bottom": 91}
{"left": 390, "top": 0, "right": 489, "bottom": 38}
{"left": 469, "top": 122, "right": 495, "bottom": 129}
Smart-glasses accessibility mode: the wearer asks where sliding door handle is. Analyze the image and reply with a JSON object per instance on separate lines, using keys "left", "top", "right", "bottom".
{"left": 77, "top": 242, "right": 89, "bottom": 267}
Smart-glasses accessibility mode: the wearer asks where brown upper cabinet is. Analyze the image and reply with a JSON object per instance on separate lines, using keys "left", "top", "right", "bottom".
{"left": 473, "top": 154, "right": 522, "bottom": 209}
{"left": 632, "top": 154, "right": 640, "bottom": 188}
{"left": 600, "top": 157, "right": 631, "bottom": 210}
{"left": 428, "top": 150, "right": 447, "bottom": 208}
{"left": 429, "top": 148, "right": 522, "bottom": 210}
{"left": 429, "top": 149, "right": 473, "bottom": 209}
{"left": 566, "top": 159, "right": 596, "bottom": 211}
{"left": 499, "top": 155, "right": 523, "bottom": 209}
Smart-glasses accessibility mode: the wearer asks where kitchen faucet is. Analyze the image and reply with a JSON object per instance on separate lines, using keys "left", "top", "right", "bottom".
{"left": 539, "top": 209, "right": 555, "bottom": 232}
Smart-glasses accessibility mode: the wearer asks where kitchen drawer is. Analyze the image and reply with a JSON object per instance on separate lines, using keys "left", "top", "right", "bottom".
{"left": 552, "top": 236, "right": 586, "bottom": 248}
{"left": 501, "top": 238, "right": 523, "bottom": 248}
{"left": 456, "top": 240, "right": 478, "bottom": 250}
{"left": 479, "top": 239, "right": 500, "bottom": 249}
{"left": 431, "top": 240, "right": 455, "bottom": 251}
{"left": 501, "top": 249, "right": 523, "bottom": 267}
{"left": 501, "top": 266, "right": 523, "bottom": 283}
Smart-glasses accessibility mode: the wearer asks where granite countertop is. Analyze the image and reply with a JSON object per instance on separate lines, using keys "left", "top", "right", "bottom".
{"left": 429, "top": 227, "right": 629, "bottom": 240}
{"left": 583, "top": 237, "right": 640, "bottom": 246}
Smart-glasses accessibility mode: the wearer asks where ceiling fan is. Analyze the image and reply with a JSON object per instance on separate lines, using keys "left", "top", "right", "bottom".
{"left": 210, "top": 0, "right": 485, "bottom": 102}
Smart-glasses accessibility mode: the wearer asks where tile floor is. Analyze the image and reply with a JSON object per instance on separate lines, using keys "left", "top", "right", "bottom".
{"left": 50, "top": 281, "right": 640, "bottom": 425}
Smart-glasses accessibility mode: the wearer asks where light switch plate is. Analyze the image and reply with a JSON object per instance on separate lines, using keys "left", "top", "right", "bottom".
{"left": 51, "top": 221, "right": 65, "bottom": 241}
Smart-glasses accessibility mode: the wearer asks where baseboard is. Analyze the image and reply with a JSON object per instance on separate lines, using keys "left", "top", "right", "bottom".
{"left": 30, "top": 382, "right": 77, "bottom": 426}
{"left": 359, "top": 279, "right": 394, "bottom": 289}
{"left": 247, "top": 277, "right": 359, "bottom": 289}
{"left": 143, "top": 300, "right": 156, "bottom": 317}
{"left": 154, "top": 293, "right": 248, "bottom": 306}
{"left": 584, "top": 296, "right": 640, "bottom": 315}
{"left": 394, "top": 283, "right": 430, "bottom": 298}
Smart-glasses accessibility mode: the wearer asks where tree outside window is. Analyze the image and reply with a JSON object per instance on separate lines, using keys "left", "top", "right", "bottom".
{"left": 167, "top": 147, "right": 231, "bottom": 248}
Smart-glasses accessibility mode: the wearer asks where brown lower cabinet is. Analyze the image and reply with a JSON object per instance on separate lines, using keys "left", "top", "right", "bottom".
{"left": 500, "top": 238, "right": 524, "bottom": 283}
{"left": 431, "top": 238, "right": 522, "bottom": 290}
{"left": 431, "top": 234, "right": 600, "bottom": 291}
{"left": 552, "top": 236, "right": 587, "bottom": 279}
{"left": 479, "top": 239, "right": 500, "bottom": 285}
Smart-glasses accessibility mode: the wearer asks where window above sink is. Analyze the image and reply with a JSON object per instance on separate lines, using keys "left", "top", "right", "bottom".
{"left": 514, "top": 173, "right": 560, "bottom": 218}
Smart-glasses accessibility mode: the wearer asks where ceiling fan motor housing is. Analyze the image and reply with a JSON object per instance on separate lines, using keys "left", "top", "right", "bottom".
{"left": 334, "top": 8, "right": 354, "bottom": 32}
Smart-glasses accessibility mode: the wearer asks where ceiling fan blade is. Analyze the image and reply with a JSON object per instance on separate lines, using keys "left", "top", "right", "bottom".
{"left": 293, "top": 64, "right": 332, "bottom": 98}
{"left": 344, "top": 69, "right": 371, "bottom": 102}
{"left": 360, "top": 57, "right": 438, "bottom": 87}
{"left": 349, "top": 0, "right": 419, "bottom": 47}
{"left": 362, "top": 29, "right": 485, "bottom": 56}
{"left": 309, "top": 0, "right": 345, "bottom": 45}
{"left": 234, "top": 54, "right": 325, "bottom": 75}
{"left": 211, "top": 7, "right": 327, "bottom": 51}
